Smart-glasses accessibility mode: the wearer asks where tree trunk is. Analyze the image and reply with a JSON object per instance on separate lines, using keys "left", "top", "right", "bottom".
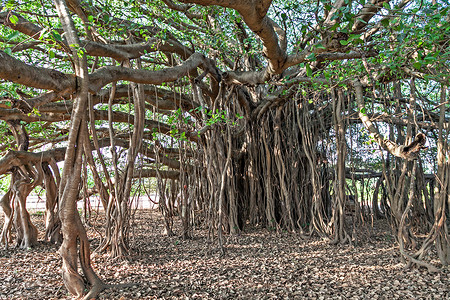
{"left": 0, "top": 188, "right": 13, "bottom": 247}
{"left": 434, "top": 86, "right": 450, "bottom": 265}
{"left": 6, "top": 120, "right": 40, "bottom": 249}
{"left": 331, "top": 89, "right": 349, "bottom": 244}
{"left": 43, "top": 162, "right": 62, "bottom": 244}
{"left": 54, "top": 0, "right": 104, "bottom": 297}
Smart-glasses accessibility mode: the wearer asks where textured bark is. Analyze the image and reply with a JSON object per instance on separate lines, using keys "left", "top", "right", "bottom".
{"left": 43, "top": 163, "right": 62, "bottom": 244}
{"left": 54, "top": 0, "right": 104, "bottom": 297}
{"left": 331, "top": 89, "right": 350, "bottom": 244}
{"left": 12, "top": 168, "right": 40, "bottom": 249}
{"left": 0, "top": 188, "right": 13, "bottom": 247}
{"left": 354, "top": 80, "right": 427, "bottom": 160}
{"left": 100, "top": 77, "right": 146, "bottom": 258}
{"left": 5, "top": 120, "right": 41, "bottom": 249}
{"left": 0, "top": 49, "right": 214, "bottom": 94}
{"left": 433, "top": 86, "right": 450, "bottom": 265}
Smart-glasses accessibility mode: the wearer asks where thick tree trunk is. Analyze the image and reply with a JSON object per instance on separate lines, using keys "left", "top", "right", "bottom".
{"left": 54, "top": 0, "right": 104, "bottom": 297}
{"left": 331, "top": 89, "right": 349, "bottom": 244}
{"left": 434, "top": 86, "right": 450, "bottom": 265}
{"left": 43, "top": 162, "right": 62, "bottom": 244}
{"left": 12, "top": 170, "right": 39, "bottom": 249}
{"left": 6, "top": 120, "right": 40, "bottom": 249}
{"left": 0, "top": 188, "right": 12, "bottom": 247}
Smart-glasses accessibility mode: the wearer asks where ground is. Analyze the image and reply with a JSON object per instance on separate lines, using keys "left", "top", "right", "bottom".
{"left": 0, "top": 210, "right": 448, "bottom": 299}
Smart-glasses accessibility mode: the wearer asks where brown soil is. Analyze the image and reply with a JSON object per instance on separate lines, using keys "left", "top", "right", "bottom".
{"left": 0, "top": 210, "right": 448, "bottom": 299}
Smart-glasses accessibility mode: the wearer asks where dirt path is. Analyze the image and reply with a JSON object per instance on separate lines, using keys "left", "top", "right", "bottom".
{"left": 0, "top": 210, "right": 448, "bottom": 299}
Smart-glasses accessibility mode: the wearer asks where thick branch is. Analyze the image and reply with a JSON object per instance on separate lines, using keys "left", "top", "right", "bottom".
{"left": 132, "top": 169, "right": 180, "bottom": 179}
{"left": 0, "top": 148, "right": 66, "bottom": 175}
{"left": 353, "top": 79, "right": 427, "bottom": 160}
{"left": 352, "top": 0, "right": 389, "bottom": 31}
{"left": 0, "top": 11, "right": 192, "bottom": 61}
{"left": 181, "top": 0, "right": 285, "bottom": 75}
{"left": 0, "top": 50, "right": 212, "bottom": 94}
{"left": 0, "top": 50, "right": 75, "bottom": 92}
{"left": 83, "top": 39, "right": 193, "bottom": 61}
{"left": 89, "top": 52, "right": 209, "bottom": 92}
{"left": 0, "top": 11, "right": 45, "bottom": 39}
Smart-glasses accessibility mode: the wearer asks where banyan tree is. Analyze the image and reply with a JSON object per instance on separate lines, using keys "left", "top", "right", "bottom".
{"left": 0, "top": 0, "right": 449, "bottom": 298}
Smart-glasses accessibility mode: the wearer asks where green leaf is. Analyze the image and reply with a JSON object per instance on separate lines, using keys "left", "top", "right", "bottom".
{"left": 330, "top": 23, "right": 339, "bottom": 31}
{"left": 306, "top": 64, "right": 312, "bottom": 77}
{"left": 32, "top": 108, "right": 41, "bottom": 117}
{"left": 306, "top": 53, "right": 316, "bottom": 61}
{"left": 6, "top": 31, "right": 19, "bottom": 41}
{"left": 339, "top": 40, "right": 349, "bottom": 46}
{"left": 4, "top": 48, "right": 12, "bottom": 55}
{"left": 356, "top": 18, "right": 367, "bottom": 24}
{"left": 49, "top": 50, "right": 55, "bottom": 59}
{"left": 413, "top": 62, "right": 422, "bottom": 70}
{"left": 38, "top": 27, "right": 48, "bottom": 40}
{"left": 382, "top": 2, "right": 390, "bottom": 10}
{"left": 424, "top": 55, "right": 436, "bottom": 64}
{"left": 9, "top": 15, "right": 18, "bottom": 25}
{"left": 52, "top": 31, "right": 63, "bottom": 42}
{"left": 315, "top": 43, "right": 326, "bottom": 50}
{"left": 381, "top": 19, "right": 389, "bottom": 27}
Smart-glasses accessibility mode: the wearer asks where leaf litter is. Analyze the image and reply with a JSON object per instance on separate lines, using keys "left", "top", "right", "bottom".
{"left": 0, "top": 210, "right": 448, "bottom": 299}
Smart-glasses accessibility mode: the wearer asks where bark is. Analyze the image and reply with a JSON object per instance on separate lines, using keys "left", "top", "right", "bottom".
{"left": 0, "top": 48, "right": 214, "bottom": 94}
{"left": 43, "top": 163, "right": 62, "bottom": 244}
{"left": 398, "top": 162, "right": 439, "bottom": 272}
{"left": 296, "top": 97, "right": 328, "bottom": 236}
{"left": 352, "top": 0, "right": 389, "bottom": 31}
{"left": 0, "top": 50, "right": 76, "bottom": 92}
{"left": 0, "top": 11, "right": 194, "bottom": 60}
{"left": 372, "top": 177, "right": 384, "bottom": 219}
{"left": 0, "top": 0, "right": 447, "bottom": 290}
{"left": 5, "top": 120, "right": 41, "bottom": 249}
{"left": 218, "top": 122, "right": 232, "bottom": 254}
{"left": 133, "top": 169, "right": 180, "bottom": 179}
{"left": 54, "top": 0, "right": 104, "bottom": 297}
{"left": 101, "top": 75, "right": 146, "bottom": 258}
{"left": 331, "top": 89, "right": 350, "bottom": 244}
{"left": 0, "top": 187, "right": 13, "bottom": 247}
{"left": 353, "top": 80, "right": 427, "bottom": 160}
{"left": 433, "top": 86, "right": 450, "bottom": 265}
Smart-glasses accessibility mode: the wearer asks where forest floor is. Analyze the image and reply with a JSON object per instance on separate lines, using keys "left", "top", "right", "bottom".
{"left": 0, "top": 209, "right": 449, "bottom": 299}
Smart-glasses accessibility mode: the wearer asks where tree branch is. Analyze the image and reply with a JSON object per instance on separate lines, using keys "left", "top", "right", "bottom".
{"left": 353, "top": 79, "right": 427, "bottom": 160}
